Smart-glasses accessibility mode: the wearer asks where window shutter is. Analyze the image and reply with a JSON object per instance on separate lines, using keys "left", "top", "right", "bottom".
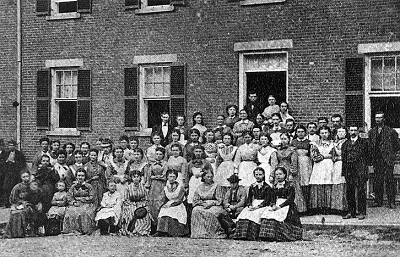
{"left": 36, "top": 70, "right": 50, "bottom": 129}
{"left": 124, "top": 67, "right": 139, "bottom": 130}
{"left": 171, "top": 0, "right": 185, "bottom": 5}
{"left": 170, "top": 64, "right": 186, "bottom": 123}
{"left": 345, "top": 58, "right": 364, "bottom": 128}
{"left": 36, "top": 0, "right": 50, "bottom": 16}
{"left": 125, "top": 0, "right": 140, "bottom": 10}
{"left": 77, "top": 0, "right": 92, "bottom": 13}
{"left": 77, "top": 70, "right": 91, "bottom": 130}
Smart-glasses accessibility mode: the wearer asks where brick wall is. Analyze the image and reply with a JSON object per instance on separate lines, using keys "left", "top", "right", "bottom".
{"left": 0, "top": 0, "right": 17, "bottom": 140}
{"left": 17, "top": 0, "right": 400, "bottom": 161}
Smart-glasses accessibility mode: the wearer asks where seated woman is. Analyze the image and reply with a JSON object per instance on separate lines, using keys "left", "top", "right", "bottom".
{"left": 63, "top": 168, "right": 96, "bottom": 235}
{"left": 5, "top": 171, "right": 43, "bottom": 238}
{"left": 232, "top": 167, "right": 274, "bottom": 241}
{"left": 46, "top": 181, "right": 68, "bottom": 236}
{"left": 119, "top": 170, "right": 152, "bottom": 236}
{"left": 259, "top": 167, "right": 303, "bottom": 241}
{"left": 191, "top": 169, "right": 226, "bottom": 239}
{"left": 155, "top": 169, "right": 189, "bottom": 237}
{"left": 95, "top": 181, "right": 122, "bottom": 235}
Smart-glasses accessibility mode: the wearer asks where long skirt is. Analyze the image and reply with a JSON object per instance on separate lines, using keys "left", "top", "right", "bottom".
{"left": 191, "top": 206, "right": 226, "bottom": 239}
{"left": 291, "top": 179, "right": 307, "bottom": 213}
{"left": 331, "top": 161, "right": 347, "bottom": 211}
{"left": 238, "top": 161, "right": 258, "bottom": 187}
{"left": 157, "top": 217, "right": 189, "bottom": 237}
{"left": 148, "top": 180, "right": 166, "bottom": 226}
{"left": 63, "top": 204, "right": 96, "bottom": 234}
{"left": 310, "top": 184, "right": 332, "bottom": 209}
{"left": 259, "top": 220, "right": 303, "bottom": 241}
{"left": 215, "top": 160, "right": 235, "bottom": 187}
{"left": 119, "top": 201, "right": 152, "bottom": 236}
{"left": 232, "top": 220, "right": 260, "bottom": 241}
{"left": 4, "top": 208, "right": 29, "bottom": 238}
{"left": 188, "top": 176, "right": 202, "bottom": 204}
{"left": 297, "top": 155, "right": 312, "bottom": 186}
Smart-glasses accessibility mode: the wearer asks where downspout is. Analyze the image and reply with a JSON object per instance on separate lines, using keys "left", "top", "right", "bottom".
{"left": 16, "top": 0, "right": 21, "bottom": 150}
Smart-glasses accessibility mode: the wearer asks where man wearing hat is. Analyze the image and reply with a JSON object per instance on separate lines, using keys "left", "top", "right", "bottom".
{"left": 1, "top": 140, "right": 27, "bottom": 207}
{"left": 218, "top": 174, "right": 247, "bottom": 237}
{"left": 98, "top": 138, "right": 113, "bottom": 167}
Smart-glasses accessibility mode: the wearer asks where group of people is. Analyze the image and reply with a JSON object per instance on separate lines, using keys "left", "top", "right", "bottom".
{"left": 1, "top": 93, "right": 399, "bottom": 242}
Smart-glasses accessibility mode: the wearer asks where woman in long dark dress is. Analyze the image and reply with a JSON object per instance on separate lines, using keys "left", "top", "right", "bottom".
{"left": 259, "top": 167, "right": 303, "bottom": 241}
{"left": 85, "top": 149, "right": 107, "bottom": 207}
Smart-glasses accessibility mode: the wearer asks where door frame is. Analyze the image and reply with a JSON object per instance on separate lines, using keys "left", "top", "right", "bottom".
{"left": 238, "top": 51, "right": 288, "bottom": 109}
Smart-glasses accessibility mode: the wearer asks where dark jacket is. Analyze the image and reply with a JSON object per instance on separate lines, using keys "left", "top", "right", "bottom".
{"left": 341, "top": 137, "right": 369, "bottom": 185}
{"left": 151, "top": 123, "right": 173, "bottom": 147}
{"left": 368, "top": 125, "right": 400, "bottom": 167}
{"left": 244, "top": 101, "right": 263, "bottom": 122}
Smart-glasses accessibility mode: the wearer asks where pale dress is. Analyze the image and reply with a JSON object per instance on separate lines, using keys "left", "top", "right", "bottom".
{"left": 215, "top": 145, "right": 237, "bottom": 187}
{"left": 166, "top": 156, "right": 188, "bottom": 185}
{"left": 95, "top": 191, "right": 122, "bottom": 226}
{"left": 47, "top": 191, "right": 67, "bottom": 219}
{"left": 203, "top": 142, "right": 218, "bottom": 172}
{"left": 158, "top": 183, "right": 187, "bottom": 225}
{"left": 109, "top": 158, "right": 129, "bottom": 195}
{"left": 257, "top": 146, "right": 277, "bottom": 187}
{"left": 234, "top": 143, "right": 259, "bottom": 187}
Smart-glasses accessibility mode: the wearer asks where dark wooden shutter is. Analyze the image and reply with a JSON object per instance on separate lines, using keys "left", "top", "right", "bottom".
{"left": 125, "top": 0, "right": 140, "bottom": 10}
{"left": 36, "top": 70, "right": 50, "bottom": 129}
{"left": 124, "top": 67, "right": 139, "bottom": 130}
{"left": 36, "top": 0, "right": 50, "bottom": 16}
{"left": 77, "top": 0, "right": 92, "bottom": 13}
{"left": 170, "top": 64, "right": 186, "bottom": 123}
{"left": 77, "top": 70, "right": 91, "bottom": 130}
{"left": 171, "top": 0, "right": 185, "bottom": 5}
{"left": 345, "top": 58, "right": 364, "bottom": 128}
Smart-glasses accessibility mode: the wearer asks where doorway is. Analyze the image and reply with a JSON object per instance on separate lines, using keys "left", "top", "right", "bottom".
{"left": 246, "top": 71, "right": 287, "bottom": 108}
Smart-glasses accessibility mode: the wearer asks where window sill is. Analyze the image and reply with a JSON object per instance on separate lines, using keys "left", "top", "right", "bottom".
{"left": 133, "top": 130, "right": 152, "bottom": 137}
{"left": 46, "top": 130, "right": 81, "bottom": 137}
{"left": 240, "top": 0, "right": 285, "bottom": 6}
{"left": 46, "top": 13, "right": 81, "bottom": 21}
{"left": 135, "top": 5, "right": 174, "bottom": 15}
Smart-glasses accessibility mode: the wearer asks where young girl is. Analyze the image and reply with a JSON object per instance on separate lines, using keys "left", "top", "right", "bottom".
{"left": 187, "top": 145, "right": 212, "bottom": 205}
{"left": 257, "top": 133, "right": 277, "bottom": 187}
{"left": 175, "top": 114, "right": 188, "bottom": 145}
{"left": 224, "top": 104, "right": 240, "bottom": 129}
{"left": 66, "top": 150, "right": 84, "bottom": 190}
{"left": 331, "top": 126, "right": 347, "bottom": 213}
{"left": 166, "top": 143, "right": 188, "bottom": 186}
{"left": 108, "top": 146, "right": 129, "bottom": 195}
{"left": 46, "top": 181, "right": 68, "bottom": 236}
{"left": 192, "top": 112, "right": 207, "bottom": 143}
{"left": 184, "top": 128, "right": 201, "bottom": 162}
{"left": 215, "top": 133, "right": 237, "bottom": 192}
{"left": 125, "top": 148, "right": 148, "bottom": 185}
{"left": 309, "top": 126, "right": 335, "bottom": 213}
{"left": 273, "top": 133, "right": 307, "bottom": 213}
{"left": 232, "top": 167, "right": 274, "bottom": 241}
{"left": 164, "top": 129, "right": 184, "bottom": 160}
{"left": 63, "top": 142, "right": 75, "bottom": 166}
{"left": 85, "top": 149, "right": 107, "bottom": 207}
{"left": 213, "top": 114, "right": 232, "bottom": 144}
{"left": 202, "top": 129, "right": 218, "bottom": 173}
{"left": 146, "top": 133, "right": 164, "bottom": 164}
{"left": 146, "top": 147, "right": 168, "bottom": 231}
{"left": 259, "top": 167, "right": 303, "bottom": 242}
{"left": 95, "top": 181, "right": 122, "bottom": 235}
{"left": 233, "top": 131, "right": 259, "bottom": 187}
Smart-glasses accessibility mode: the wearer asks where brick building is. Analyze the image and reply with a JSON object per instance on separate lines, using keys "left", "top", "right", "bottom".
{"left": 1, "top": 0, "right": 400, "bottom": 169}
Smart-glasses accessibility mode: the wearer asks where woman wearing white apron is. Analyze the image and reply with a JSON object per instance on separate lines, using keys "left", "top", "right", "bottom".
{"left": 234, "top": 131, "right": 259, "bottom": 188}
{"left": 257, "top": 132, "right": 277, "bottom": 187}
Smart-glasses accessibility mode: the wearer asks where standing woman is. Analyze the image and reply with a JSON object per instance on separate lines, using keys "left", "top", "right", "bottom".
{"left": 155, "top": 169, "right": 189, "bottom": 237}
{"left": 166, "top": 143, "right": 188, "bottom": 186}
{"left": 108, "top": 146, "right": 129, "bottom": 195}
{"left": 184, "top": 128, "right": 201, "bottom": 162}
{"left": 273, "top": 133, "right": 307, "bottom": 213}
{"left": 85, "top": 149, "right": 107, "bottom": 207}
{"left": 269, "top": 113, "right": 286, "bottom": 144}
{"left": 215, "top": 133, "right": 237, "bottom": 193}
{"left": 119, "top": 170, "right": 152, "bottom": 236}
{"left": 259, "top": 167, "right": 303, "bottom": 242}
{"left": 63, "top": 168, "right": 96, "bottom": 235}
{"left": 224, "top": 104, "right": 240, "bottom": 129}
{"left": 146, "top": 133, "right": 164, "bottom": 165}
{"left": 125, "top": 148, "right": 148, "bottom": 185}
{"left": 175, "top": 114, "right": 189, "bottom": 146}
{"left": 233, "top": 131, "right": 259, "bottom": 188}
{"left": 164, "top": 129, "right": 183, "bottom": 160}
{"left": 233, "top": 109, "right": 255, "bottom": 146}
{"left": 192, "top": 112, "right": 207, "bottom": 143}
{"left": 202, "top": 129, "right": 218, "bottom": 173}
{"left": 331, "top": 126, "right": 347, "bottom": 213}
{"left": 191, "top": 169, "right": 226, "bottom": 239}
{"left": 257, "top": 133, "right": 277, "bottom": 187}
{"left": 309, "top": 126, "right": 335, "bottom": 213}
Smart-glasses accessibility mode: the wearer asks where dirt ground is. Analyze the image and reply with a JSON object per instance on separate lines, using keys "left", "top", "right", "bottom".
{"left": 0, "top": 229, "right": 399, "bottom": 257}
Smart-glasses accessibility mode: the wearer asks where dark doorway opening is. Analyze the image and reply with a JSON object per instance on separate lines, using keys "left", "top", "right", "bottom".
{"left": 147, "top": 100, "right": 170, "bottom": 128}
{"left": 246, "top": 71, "right": 287, "bottom": 109}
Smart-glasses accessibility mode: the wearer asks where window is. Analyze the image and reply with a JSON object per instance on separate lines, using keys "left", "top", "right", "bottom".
{"left": 52, "top": 0, "right": 78, "bottom": 14}
{"left": 36, "top": 67, "right": 91, "bottom": 133}
{"left": 36, "top": 0, "right": 91, "bottom": 20}
{"left": 124, "top": 64, "right": 185, "bottom": 132}
{"left": 125, "top": 0, "right": 185, "bottom": 14}
{"left": 367, "top": 55, "right": 400, "bottom": 130}
{"left": 228, "top": 0, "right": 286, "bottom": 6}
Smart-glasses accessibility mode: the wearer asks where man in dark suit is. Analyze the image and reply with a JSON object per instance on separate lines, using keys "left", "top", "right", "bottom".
{"left": 151, "top": 112, "right": 173, "bottom": 147}
{"left": 368, "top": 111, "right": 400, "bottom": 209}
{"left": 342, "top": 126, "right": 370, "bottom": 220}
{"left": 244, "top": 92, "right": 263, "bottom": 123}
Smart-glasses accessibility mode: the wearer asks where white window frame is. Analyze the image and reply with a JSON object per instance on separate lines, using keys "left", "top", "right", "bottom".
{"left": 48, "top": 0, "right": 80, "bottom": 20}
{"left": 136, "top": 0, "right": 174, "bottom": 14}
{"left": 240, "top": 0, "right": 286, "bottom": 6}
{"left": 364, "top": 53, "right": 400, "bottom": 133}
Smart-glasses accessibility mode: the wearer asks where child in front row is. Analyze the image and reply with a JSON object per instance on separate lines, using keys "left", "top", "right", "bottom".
{"left": 46, "top": 181, "right": 68, "bottom": 236}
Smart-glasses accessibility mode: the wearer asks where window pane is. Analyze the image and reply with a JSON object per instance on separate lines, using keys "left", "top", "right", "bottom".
{"left": 397, "top": 73, "right": 400, "bottom": 91}
{"left": 371, "top": 74, "right": 382, "bottom": 91}
{"left": 371, "top": 58, "right": 382, "bottom": 75}
{"left": 397, "top": 57, "right": 400, "bottom": 73}
{"left": 371, "top": 97, "right": 400, "bottom": 128}
{"left": 154, "top": 67, "right": 163, "bottom": 83}
{"left": 383, "top": 74, "right": 395, "bottom": 91}
{"left": 56, "top": 71, "right": 62, "bottom": 85}
{"left": 58, "top": 101, "right": 77, "bottom": 128}
{"left": 154, "top": 83, "right": 164, "bottom": 96}
{"left": 147, "top": 100, "right": 170, "bottom": 128}
{"left": 145, "top": 68, "right": 153, "bottom": 83}
{"left": 383, "top": 57, "right": 395, "bottom": 74}
{"left": 148, "top": 0, "right": 170, "bottom": 6}
{"left": 145, "top": 83, "right": 154, "bottom": 97}
{"left": 163, "top": 83, "right": 170, "bottom": 96}
{"left": 58, "top": 1, "right": 77, "bottom": 13}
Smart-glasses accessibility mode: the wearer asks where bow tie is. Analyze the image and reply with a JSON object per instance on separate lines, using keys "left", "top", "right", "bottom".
{"left": 75, "top": 184, "right": 88, "bottom": 190}
{"left": 154, "top": 161, "right": 163, "bottom": 166}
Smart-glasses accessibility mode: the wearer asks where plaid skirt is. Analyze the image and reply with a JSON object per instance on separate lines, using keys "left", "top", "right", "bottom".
{"left": 259, "top": 219, "right": 303, "bottom": 242}
{"left": 232, "top": 219, "right": 260, "bottom": 241}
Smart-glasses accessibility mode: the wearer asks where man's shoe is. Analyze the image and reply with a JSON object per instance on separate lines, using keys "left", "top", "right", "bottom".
{"left": 343, "top": 213, "right": 356, "bottom": 219}
{"left": 357, "top": 214, "right": 366, "bottom": 220}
